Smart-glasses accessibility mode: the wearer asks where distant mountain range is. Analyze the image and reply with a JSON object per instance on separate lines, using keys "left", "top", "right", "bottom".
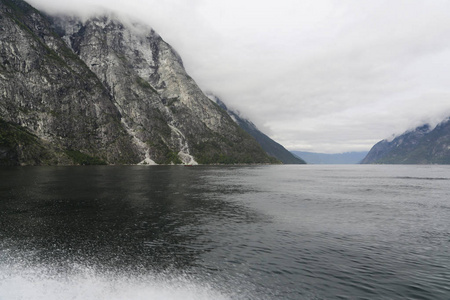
{"left": 208, "top": 95, "right": 306, "bottom": 164}
{"left": 291, "top": 151, "right": 368, "bottom": 164}
{"left": 361, "top": 118, "right": 450, "bottom": 164}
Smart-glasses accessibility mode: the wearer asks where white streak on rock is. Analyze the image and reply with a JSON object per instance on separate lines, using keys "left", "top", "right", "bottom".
{"left": 120, "top": 119, "right": 157, "bottom": 165}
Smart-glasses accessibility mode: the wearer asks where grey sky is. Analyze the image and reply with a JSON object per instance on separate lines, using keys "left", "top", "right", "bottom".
{"left": 28, "top": 0, "right": 450, "bottom": 153}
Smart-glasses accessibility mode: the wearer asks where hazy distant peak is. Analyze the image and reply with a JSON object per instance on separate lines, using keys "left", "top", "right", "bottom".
{"left": 206, "top": 93, "right": 249, "bottom": 122}
{"left": 386, "top": 115, "right": 450, "bottom": 143}
{"left": 205, "top": 94, "right": 305, "bottom": 164}
{"left": 206, "top": 93, "right": 227, "bottom": 110}
{"left": 362, "top": 117, "right": 450, "bottom": 164}
{"left": 384, "top": 123, "right": 432, "bottom": 143}
{"left": 206, "top": 93, "right": 251, "bottom": 126}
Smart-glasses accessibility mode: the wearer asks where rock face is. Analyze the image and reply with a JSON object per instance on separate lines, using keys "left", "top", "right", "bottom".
{"left": 208, "top": 94, "right": 305, "bottom": 164}
{"left": 361, "top": 120, "right": 450, "bottom": 164}
{"left": 0, "top": 0, "right": 273, "bottom": 165}
{"left": 0, "top": 0, "right": 141, "bottom": 165}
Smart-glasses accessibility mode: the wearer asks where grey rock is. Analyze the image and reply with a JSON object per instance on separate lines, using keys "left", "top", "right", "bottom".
{"left": 208, "top": 94, "right": 303, "bottom": 164}
{"left": 0, "top": 0, "right": 273, "bottom": 165}
{"left": 0, "top": 0, "right": 141, "bottom": 164}
{"left": 361, "top": 120, "right": 450, "bottom": 164}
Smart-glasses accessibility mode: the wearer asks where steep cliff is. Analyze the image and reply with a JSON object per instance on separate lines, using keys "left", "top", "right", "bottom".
{"left": 0, "top": 0, "right": 273, "bottom": 165}
{"left": 208, "top": 94, "right": 304, "bottom": 164}
{"left": 361, "top": 119, "right": 450, "bottom": 164}
{"left": 0, "top": 0, "right": 141, "bottom": 165}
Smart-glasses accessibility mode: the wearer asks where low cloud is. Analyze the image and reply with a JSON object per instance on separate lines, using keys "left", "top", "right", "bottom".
{"left": 28, "top": 0, "right": 450, "bottom": 153}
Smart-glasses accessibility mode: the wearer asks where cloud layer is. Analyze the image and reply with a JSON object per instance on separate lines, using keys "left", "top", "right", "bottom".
{"left": 28, "top": 0, "right": 450, "bottom": 152}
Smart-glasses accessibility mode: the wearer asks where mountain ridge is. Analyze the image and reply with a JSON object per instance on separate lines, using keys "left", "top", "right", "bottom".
{"left": 207, "top": 94, "right": 305, "bottom": 164}
{"left": 361, "top": 119, "right": 450, "bottom": 164}
{"left": 0, "top": 0, "right": 277, "bottom": 165}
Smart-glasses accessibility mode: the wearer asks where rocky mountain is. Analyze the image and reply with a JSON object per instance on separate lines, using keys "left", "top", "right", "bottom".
{"left": 361, "top": 119, "right": 450, "bottom": 164}
{"left": 291, "top": 151, "right": 368, "bottom": 164}
{"left": 0, "top": 0, "right": 276, "bottom": 165}
{"left": 207, "top": 94, "right": 305, "bottom": 164}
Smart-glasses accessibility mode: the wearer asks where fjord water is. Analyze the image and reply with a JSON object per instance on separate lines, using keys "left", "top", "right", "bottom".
{"left": 0, "top": 165, "right": 449, "bottom": 299}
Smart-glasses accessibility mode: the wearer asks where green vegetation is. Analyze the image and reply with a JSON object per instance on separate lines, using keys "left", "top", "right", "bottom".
{"left": 58, "top": 41, "right": 82, "bottom": 61}
{"left": 192, "top": 136, "right": 278, "bottom": 165}
{"left": 0, "top": 0, "right": 283, "bottom": 166}
{"left": 146, "top": 138, "right": 182, "bottom": 165}
{"left": 0, "top": 61, "right": 7, "bottom": 73}
{"left": 0, "top": 119, "right": 36, "bottom": 147}
{"left": 163, "top": 150, "right": 182, "bottom": 165}
{"left": 65, "top": 150, "right": 107, "bottom": 165}
{"left": 0, "top": 118, "right": 54, "bottom": 165}
{"left": 166, "top": 97, "right": 179, "bottom": 107}
{"left": 4, "top": 0, "right": 102, "bottom": 88}
{"left": 136, "top": 76, "right": 157, "bottom": 93}
{"left": 368, "top": 122, "right": 450, "bottom": 165}
{"left": 48, "top": 110, "right": 60, "bottom": 117}
{"left": 3, "top": 0, "right": 38, "bottom": 16}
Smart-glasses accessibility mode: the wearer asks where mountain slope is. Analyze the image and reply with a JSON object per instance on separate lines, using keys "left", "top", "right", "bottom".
{"left": 361, "top": 119, "right": 450, "bottom": 164}
{"left": 0, "top": 0, "right": 141, "bottom": 165}
{"left": 208, "top": 95, "right": 305, "bottom": 164}
{"left": 0, "top": 0, "right": 273, "bottom": 165}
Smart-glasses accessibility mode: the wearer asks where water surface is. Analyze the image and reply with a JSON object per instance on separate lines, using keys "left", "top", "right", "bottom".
{"left": 1, "top": 165, "right": 449, "bottom": 299}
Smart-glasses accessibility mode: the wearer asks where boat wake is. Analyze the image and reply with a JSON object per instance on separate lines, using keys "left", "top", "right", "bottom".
{"left": 0, "top": 262, "right": 231, "bottom": 300}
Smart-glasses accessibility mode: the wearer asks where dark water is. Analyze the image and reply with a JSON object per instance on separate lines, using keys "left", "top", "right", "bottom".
{"left": 1, "top": 165, "right": 450, "bottom": 299}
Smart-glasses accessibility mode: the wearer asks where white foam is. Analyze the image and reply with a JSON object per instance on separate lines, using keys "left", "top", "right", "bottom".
{"left": 0, "top": 264, "right": 230, "bottom": 300}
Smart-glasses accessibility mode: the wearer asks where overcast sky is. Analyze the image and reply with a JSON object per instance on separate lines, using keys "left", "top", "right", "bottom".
{"left": 28, "top": 0, "right": 450, "bottom": 153}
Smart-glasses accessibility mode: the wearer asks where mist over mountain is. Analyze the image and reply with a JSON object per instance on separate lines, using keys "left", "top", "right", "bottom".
{"left": 362, "top": 118, "right": 450, "bottom": 164}
{"left": 0, "top": 0, "right": 276, "bottom": 165}
{"left": 207, "top": 94, "right": 305, "bottom": 164}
